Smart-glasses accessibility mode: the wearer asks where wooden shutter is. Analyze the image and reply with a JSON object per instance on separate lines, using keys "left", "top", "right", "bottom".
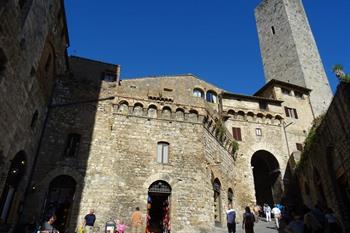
{"left": 163, "top": 144, "right": 169, "bottom": 164}
{"left": 284, "top": 107, "right": 290, "bottom": 117}
{"left": 232, "top": 127, "right": 242, "bottom": 141}
{"left": 157, "top": 143, "right": 163, "bottom": 163}
{"left": 293, "top": 109, "right": 298, "bottom": 119}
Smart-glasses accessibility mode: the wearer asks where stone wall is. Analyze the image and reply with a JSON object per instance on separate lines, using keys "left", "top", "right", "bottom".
{"left": 0, "top": 0, "right": 68, "bottom": 227}
{"left": 255, "top": 0, "right": 333, "bottom": 117}
{"left": 295, "top": 82, "right": 350, "bottom": 232}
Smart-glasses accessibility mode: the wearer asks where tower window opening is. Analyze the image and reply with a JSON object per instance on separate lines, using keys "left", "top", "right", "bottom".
{"left": 157, "top": 142, "right": 169, "bottom": 164}
{"left": 271, "top": 26, "right": 276, "bottom": 35}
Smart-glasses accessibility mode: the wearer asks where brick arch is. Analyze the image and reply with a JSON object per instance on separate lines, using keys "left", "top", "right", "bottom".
{"left": 34, "top": 166, "right": 84, "bottom": 191}
{"left": 250, "top": 149, "right": 283, "bottom": 206}
{"left": 142, "top": 173, "right": 176, "bottom": 190}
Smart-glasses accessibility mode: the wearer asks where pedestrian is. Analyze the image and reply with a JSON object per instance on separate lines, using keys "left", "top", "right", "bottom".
{"left": 284, "top": 210, "right": 304, "bottom": 233}
{"left": 83, "top": 209, "right": 96, "bottom": 233}
{"left": 41, "top": 215, "right": 59, "bottom": 233}
{"left": 242, "top": 206, "right": 255, "bottom": 233}
{"left": 264, "top": 204, "right": 271, "bottom": 222}
{"left": 325, "top": 208, "right": 341, "bottom": 233}
{"left": 130, "top": 207, "right": 143, "bottom": 233}
{"left": 304, "top": 208, "right": 322, "bottom": 233}
{"left": 252, "top": 205, "right": 260, "bottom": 222}
{"left": 225, "top": 204, "right": 236, "bottom": 233}
{"left": 272, "top": 204, "right": 281, "bottom": 229}
{"left": 117, "top": 219, "right": 127, "bottom": 233}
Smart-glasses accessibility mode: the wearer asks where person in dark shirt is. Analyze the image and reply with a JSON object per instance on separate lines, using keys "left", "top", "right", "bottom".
{"left": 83, "top": 209, "right": 96, "bottom": 233}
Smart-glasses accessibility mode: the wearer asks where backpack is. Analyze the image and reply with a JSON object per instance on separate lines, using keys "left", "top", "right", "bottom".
{"left": 227, "top": 210, "right": 236, "bottom": 224}
{"left": 245, "top": 213, "right": 255, "bottom": 228}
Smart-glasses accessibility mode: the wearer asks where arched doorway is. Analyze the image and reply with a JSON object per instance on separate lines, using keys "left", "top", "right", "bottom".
{"left": 43, "top": 175, "right": 76, "bottom": 233}
{"left": 0, "top": 151, "right": 27, "bottom": 222}
{"left": 213, "top": 178, "right": 222, "bottom": 226}
{"left": 146, "top": 180, "right": 171, "bottom": 233}
{"left": 251, "top": 150, "right": 282, "bottom": 206}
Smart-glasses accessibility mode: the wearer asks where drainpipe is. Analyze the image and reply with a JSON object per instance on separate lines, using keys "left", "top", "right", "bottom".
{"left": 283, "top": 121, "right": 293, "bottom": 157}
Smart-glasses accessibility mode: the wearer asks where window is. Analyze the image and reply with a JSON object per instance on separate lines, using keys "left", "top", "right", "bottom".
{"left": 0, "top": 48, "right": 7, "bottom": 76}
{"left": 281, "top": 88, "right": 291, "bottom": 95}
{"left": 64, "top": 134, "right": 81, "bottom": 157}
{"left": 228, "top": 188, "right": 233, "bottom": 206}
{"left": 294, "top": 91, "right": 303, "bottom": 99}
{"left": 157, "top": 142, "right": 169, "bottom": 164}
{"left": 284, "top": 107, "right": 298, "bottom": 119}
{"left": 164, "top": 88, "right": 173, "bottom": 92}
{"left": 255, "top": 128, "right": 262, "bottom": 136}
{"left": 18, "top": 0, "right": 26, "bottom": 9}
{"left": 232, "top": 127, "right": 242, "bottom": 141}
{"left": 193, "top": 88, "right": 204, "bottom": 98}
{"left": 103, "top": 70, "right": 117, "bottom": 82}
{"left": 259, "top": 101, "right": 268, "bottom": 110}
{"left": 271, "top": 26, "right": 276, "bottom": 35}
{"left": 206, "top": 91, "right": 217, "bottom": 103}
{"left": 296, "top": 143, "right": 303, "bottom": 152}
{"left": 30, "top": 110, "right": 38, "bottom": 129}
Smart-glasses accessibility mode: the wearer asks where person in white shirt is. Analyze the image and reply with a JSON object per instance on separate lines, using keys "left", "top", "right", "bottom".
{"left": 271, "top": 205, "right": 281, "bottom": 229}
{"left": 263, "top": 204, "right": 271, "bottom": 222}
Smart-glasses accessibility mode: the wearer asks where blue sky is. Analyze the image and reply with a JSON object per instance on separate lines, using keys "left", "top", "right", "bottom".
{"left": 65, "top": 0, "right": 350, "bottom": 95}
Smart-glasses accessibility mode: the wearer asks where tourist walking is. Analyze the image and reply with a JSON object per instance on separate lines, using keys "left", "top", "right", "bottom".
{"left": 263, "top": 204, "right": 271, "bottom": 222}
{"left": 83, "top": 209, "right": 96, "bottom": 233}
{"left": 285, "top": 210, "right": 304, "bottom": 233}
{"left": 253, "top": 205, "right": 261, "bottom": 222}
{"left": 130, "top": 207, "right": 143, "bottom": 233}
{"left": 325, "top": 208, "right": 341, "bottom": 233}
{"left": 117, "top": 219, "right": 127, "bottom": 233}
{"left": 303, "top": 206, "right": 323, "bottom": 233}
{"left": 242, "top": 206, "right": 255, "bottom": 233}
{"left": 225, "top": 204, "right": 236, "bottom": 233}
{"left": 41, "top": 215, "right": 59, "bottom": 233}
{"left": 271, "top": 204, "right": 281, "bottom": 229}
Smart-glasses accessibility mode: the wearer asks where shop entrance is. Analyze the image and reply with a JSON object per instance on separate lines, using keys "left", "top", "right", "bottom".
{"left": 43, "top": 175, "right": 76, "bottom": 233}
{"left": 0, "top": 151, "right": 26, "bottom": 223}
{"left": 251, "top": 150, "right": 282, "bottom": 206}
{"left": 146, "top": 181, "right": 171, "bottom": 233}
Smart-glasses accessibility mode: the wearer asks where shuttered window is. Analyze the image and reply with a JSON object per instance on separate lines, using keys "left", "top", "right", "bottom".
{"left": 157, "top": 142, "right": 169, "bottom": 164}
{"left": 232, "top": 127, "right": 242, "bottom": 141}
{"left": 284, "top": 107, "right": 298, "bottom": 119}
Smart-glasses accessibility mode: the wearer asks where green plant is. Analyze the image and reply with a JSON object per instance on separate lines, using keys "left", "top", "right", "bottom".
{"left": 332, "top": 64, "right": 350, "bottom": 82}
{"left": 215, "top": 121, "right": 226, "bottom": 142}
{"left": 295, "top": 114, "right": 324, "bottom": 172}
{"left": 230, "top": 140, "right": 239, "bottom": 156}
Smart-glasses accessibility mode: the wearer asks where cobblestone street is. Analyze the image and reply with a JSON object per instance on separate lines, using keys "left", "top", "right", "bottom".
{"left": 215, "top": 219, "right": 279, "bottom": 233}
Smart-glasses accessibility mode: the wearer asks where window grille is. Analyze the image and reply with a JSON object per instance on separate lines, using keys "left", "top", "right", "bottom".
{"left": 149, "top": 181, "right": 171, "bottom": 193}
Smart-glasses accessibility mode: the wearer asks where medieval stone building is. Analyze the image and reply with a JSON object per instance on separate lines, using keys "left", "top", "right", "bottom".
{"left": 0, "top": 0, "right": 342, "bottom": 233}
{"left": 293, "top": 82, "right": 350, "bottom": 232}
{"left": 0, "top": 0, "right": 69, "bottom": 231}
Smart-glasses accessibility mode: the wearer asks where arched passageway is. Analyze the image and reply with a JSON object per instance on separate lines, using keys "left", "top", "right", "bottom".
{"left": 0, "top": 151, "right": 27, "bottom": 222}
{"left": 146, "top": 180, "right": 171, "bottom": 233}
{"left": 213, "top": 178, "right": 222, "bottom": 226}
{"left": 251, "top": 150, "right": 282, "bottom": 206}
{"left": 43, "top": 175, "right": 76, "bottom": 233}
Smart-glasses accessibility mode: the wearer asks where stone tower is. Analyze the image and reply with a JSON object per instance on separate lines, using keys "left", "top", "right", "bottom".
{"left": 255, "top": 0, "right": 333, "bottom": 117}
